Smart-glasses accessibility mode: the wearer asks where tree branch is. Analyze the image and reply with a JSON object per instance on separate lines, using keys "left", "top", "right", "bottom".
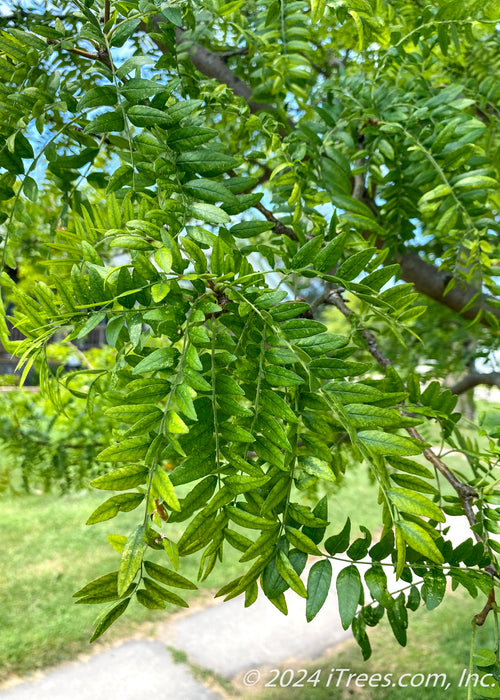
{"left": 143, "top": 17, "right": 282, "bottom": 116}
{"left": 450, "top": 371, "right": 500, "bottom": 395}
{"left": 254, "top": 202, "right": 298, "bottom": 241}
{"left": 395, "top": 252, "right": 500, "bottom": 329}
{"left": 326, "top": 287, "right": 498, "bottom": 577}
{"left": 324, "top": 289, "right": 392, "bottom": 368}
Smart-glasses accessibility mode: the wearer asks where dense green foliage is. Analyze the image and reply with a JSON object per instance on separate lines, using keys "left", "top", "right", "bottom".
{"left": 1, "top": 0, "right": 500, "bottom": 682}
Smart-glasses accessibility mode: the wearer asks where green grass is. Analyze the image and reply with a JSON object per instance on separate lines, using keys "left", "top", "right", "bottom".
{"left": 253, "top": 590, "right": 497, "bottom": 700}
{"left": 0, "top": 490, "right": 244, "bottom": 681}
{"left": 0, "top": 467, "right": 382, "bottom": 682}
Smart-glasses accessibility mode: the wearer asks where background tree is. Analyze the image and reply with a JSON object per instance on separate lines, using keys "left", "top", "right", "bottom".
{"left": 1, "top": 0, "right": 500, "bottom": 671}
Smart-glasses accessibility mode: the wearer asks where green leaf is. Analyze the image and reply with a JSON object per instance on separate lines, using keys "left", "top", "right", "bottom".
{"left": 264, "top": 365, "right": 304, "bottom": 387}
{"left": 407, "top": 585, "right": 420, "bottom": 611}
{"left": 110, "top": 17, "right": 141, "bottom": 46}
{"left": 226, "top": 505, "right": 278, "bottom": 530}
{"left": 174, "top": 383, "right": 197, "bottom": 421}
{"left": 269, "top": 302, "right": 310, "bottom": 321}
{"left": 116, "top": 55, "right": 155, "bottom": 79}
{"left": 143, "top": 561, "right": 197, "bottom": 589}
{"left": 344, "top": 404, "right": 414, "bottom": 429}
{"left": 106, "top": 316, "right": 124, "bottom": 347}
{"left": 105, "top": 403, "right": 161, "bottom": 423}
{"left": 107, "top": 534, "right": 127, "bottom": 553}
{"left": 310, "top": 0, "right": 327, "bottom": 23}
{"left": 365, "top": 566, "right": 392, "bottom": 607}
{"left": 314, "top": 232, "right": 347, "bottom": 272}
{"left": 336, "top": 565, "right": 361, "bottom": 630}
{"left": 90, "top": 598, "right": 130, "bottom": 642}
{"left": 132, "top": 348, "right": 177, "bottom": 374}
{"left": 285, "top": 526, "right": 322, "bottom": 555}
{"left": 295, "top": 333, "right": 347, "bottom": 357}
{"left": 276, "top": 550, "right": 308, "bottom": 598}
{"left": 358, "top": 431, "right": 422, "bottom": 457}
{"left": 299, "top": 456, "right": 336, "bottom": 483}
{"left": 220, "top": 423, "right": 255, "bottom": 443}
{"left": 86, "top": 493, "right": 145, "bottom": 525}
{"left": 474, "top": 649, "right": 497, "bottom": 667}
{"left": 255, "top": 290, "right": 288, "bottom": 309}
{"left": 136, "top": 587, "right": 166, "bottom": 609}
{"left": 325, "top": 518, "right": 351, "bottom": 555}
{"left": 190, "top": 202, "right": 231, "bottom": 224}
{"left": 225, "top": 474, "right": 270, "bottom": 493}
{"left": 23, "top": 175, "right": 38, "bottom": 202}
{"left": 97, "top": 436, "right": 150, "bottom": 462}
{"left": 143, "top": 578, "right": 189, "bottom": 607}
{"left": 330, "top": 193, "right": 377, "bottom": 218}
{"left": 387, "top": 488, "right": 445, "bottom": 522}
{"left": 118, "top": 525, "right": 147, "bottom": 595}
{"left": 126, "top": 105, "right": 173, "bottom": 127}
{"left": 290, "top": 236, "right": 323, "bottom": 269}
{"left": 184, "top": 179, "right": 237, "bottom": 205}
{"left": 230, "top": 220, "right": 275, "bottom": 238}
{"left": 306, "top": 559, "right": 332, "bottom": 621}
{"left": 256, "top": 414, "right": 291, "bottom": 451}
{"left": 323, "top": 381, "right": 384, "bottom": 404}
{"left": 309, "top": 358, "right": 370, "bottom": 379}
{"left": 281, "top": 319, "right": 327, "bottom": 339}
{"left": 260, "top": 389, "right": 298, "bottom": 423}
{"left": 84, "top": 110, "right": 124, "bottom": 134}
{"left": 168, "top": 126, "right": 218, "bottom": 151}
{"left": 90, "top": 464, "right": 148, "bottom": 491}
{"left": 177, "top": 150, "right": 239, "bottom": 177}
{"left": 303, "top": 496, "right": 328, "bottom": 544}
{"left": 121, "top": 78, "right": 166, "bottom": 101}
{"left": 454, "top": 175, "right": 498, "bottom": 190}
{"left": 74, "top": 571, "right": 119, "bottom": 599}
{"left": 162, "top": 100, "right": 203, "bottom": 126}
{"left": 165, "top": 410, "right": 189, "bottom": 434}
{"left": 336, "top": 248, "right": 376, "bottom": 280}
{"left": 421, "top": 570, "right": 447, "bottom": 610}
{"left": 152, "top": 465, "right": 181, "bottom": 511}
{"left": 387, "top": 592, "right": 407, "bottom": 647}
{"left": 396, "top": 521, "right": 444, "bottom": 564}
{"left": 77, "top": 86, "right": 117, "bottom": 111}
{"left": 288, "top": 503, "right": 328, "bottom": 528}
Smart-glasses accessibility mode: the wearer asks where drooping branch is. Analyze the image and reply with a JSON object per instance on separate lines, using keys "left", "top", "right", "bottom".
{"left": 450, "top": 371, "right": 500, "bottom": 395}
{"left": 325, "top": 287, "right": 498, "bottom": 576}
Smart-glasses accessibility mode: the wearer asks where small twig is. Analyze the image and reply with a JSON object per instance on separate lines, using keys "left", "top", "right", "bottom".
{"left": 254, "top": 202, "right": 298, "bottom": 241}
{"left": 405, "top": 424, "right": 481, "bottom": 525}
{"left": 217, "top": 47, "right": 249, "bottom": 58}
{"left": 104, "top": 0, "right": 110, "bottom": 25}
{"left": 46, "top": 38, "right": 99, "bottom": 61}
{"left": 324, "top": 288, "right": 392, "bottom": 368}
{"left": 474, "top": 588, "right": 496, "bottom": 626}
